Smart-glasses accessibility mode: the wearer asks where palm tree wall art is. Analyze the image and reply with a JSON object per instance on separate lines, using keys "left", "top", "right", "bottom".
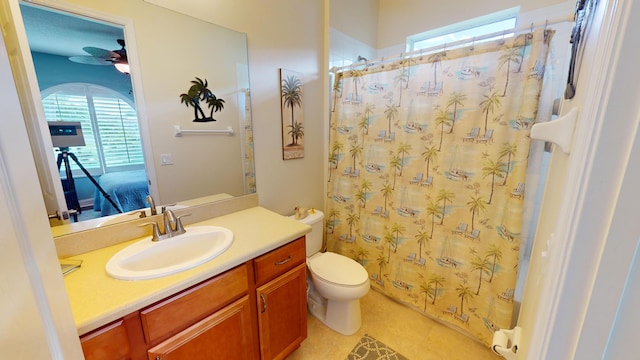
{"left": 326, "top": 29, "right": 553, "bottom": 346}
{"left": 179, "top": 77, "right": 225, "bottom": 122}
{"left": 280, "top": 68, "right": 305, "bottom": 159}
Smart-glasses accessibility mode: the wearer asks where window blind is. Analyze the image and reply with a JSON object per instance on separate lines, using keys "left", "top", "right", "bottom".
{"left": 41, "top": 84, "right": 144, "bottom": 175}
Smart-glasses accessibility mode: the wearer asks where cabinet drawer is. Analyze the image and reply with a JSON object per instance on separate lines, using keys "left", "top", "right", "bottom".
{"left": 254, "top": 237, "right": 305, "bottom": 285}
{"left": 80, "top": 319, "right": 130, "bottom": 360}
{"left": 148, "top": 296, "right": 256, "bottom": 360}
{"left": 140, "top": 263, "right": 248, "bottom": 345}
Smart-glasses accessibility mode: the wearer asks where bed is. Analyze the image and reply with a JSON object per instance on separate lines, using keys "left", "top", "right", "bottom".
{"left": 93, "top": 169, "right": 150, "bottom": 216}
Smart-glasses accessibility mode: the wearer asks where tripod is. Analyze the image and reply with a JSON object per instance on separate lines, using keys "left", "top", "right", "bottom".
{"left": 56, "top": 147, "right": 122, "bottom": 222}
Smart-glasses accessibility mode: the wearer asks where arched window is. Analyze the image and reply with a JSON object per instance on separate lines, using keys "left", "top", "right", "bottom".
{"left": 41, "top": 83, "right": 144, "bottom": 176}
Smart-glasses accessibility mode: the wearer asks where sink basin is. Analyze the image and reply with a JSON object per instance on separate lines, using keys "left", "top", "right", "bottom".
{"left": 106, "top": 226, "right": 233, "bottom": 280}
{"left": 97, "top": 205, "right": 188, "bottom": 227}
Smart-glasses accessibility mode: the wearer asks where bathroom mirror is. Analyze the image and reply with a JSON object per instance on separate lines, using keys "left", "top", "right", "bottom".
{"left": 12, "top": 0, "right": 256, "bottom": 234}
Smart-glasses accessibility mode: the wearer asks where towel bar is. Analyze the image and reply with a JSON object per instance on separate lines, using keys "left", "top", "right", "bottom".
{"left": 174, "top": 125, "right": 234, "bottom": 137}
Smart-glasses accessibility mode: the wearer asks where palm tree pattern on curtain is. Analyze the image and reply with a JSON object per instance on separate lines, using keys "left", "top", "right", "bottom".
{"left": 327, "top": 29, "right": 553, "bottom": 346}
{"left": 242, "top": 90, "right": 256, "bottom": 194}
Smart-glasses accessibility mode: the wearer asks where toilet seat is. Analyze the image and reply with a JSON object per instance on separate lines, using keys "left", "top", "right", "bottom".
{"left": 308, "top": 252, "right": 368, "bottom": 287}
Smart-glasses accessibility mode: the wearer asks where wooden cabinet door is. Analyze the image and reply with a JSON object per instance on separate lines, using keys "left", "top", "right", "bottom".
{"left": 256, "top": 263, "right": 307, "bottom": 360}
{"left": 140, "top": 264, "right": 248, "bottom": 345}
{"left": 80, "top": 320, "right": 130, "bottom": 360}
{"left": 147, "top": 295, "right": 256, "bottom": 360}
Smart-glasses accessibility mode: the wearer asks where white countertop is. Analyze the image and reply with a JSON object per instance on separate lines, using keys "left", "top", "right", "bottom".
{"left": 62, "top": 206, "right": 310, "bottom": 335}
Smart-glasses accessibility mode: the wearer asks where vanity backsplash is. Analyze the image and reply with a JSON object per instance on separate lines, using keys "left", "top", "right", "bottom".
{"left": 54, "top": 193, "right": 259, "bottom": 257}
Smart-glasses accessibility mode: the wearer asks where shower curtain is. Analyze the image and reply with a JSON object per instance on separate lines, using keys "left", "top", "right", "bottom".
{"left": 327, "top": 29, "right": 553, "bottom": 346}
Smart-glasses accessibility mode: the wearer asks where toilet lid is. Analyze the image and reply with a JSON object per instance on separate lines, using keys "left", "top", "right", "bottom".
{"left": 309, "top": 252, "right": 368, "bottom": 286}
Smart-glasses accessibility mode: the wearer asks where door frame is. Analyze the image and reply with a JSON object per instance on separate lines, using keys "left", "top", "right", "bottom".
{"left": 1, "top": 0, "right": 157, "bottom": 225}
{"left": 521, "top": 0, "right": 640, "bottom": 358}
{"left": 0, "top": 22, "right": 83, "bottom": 358}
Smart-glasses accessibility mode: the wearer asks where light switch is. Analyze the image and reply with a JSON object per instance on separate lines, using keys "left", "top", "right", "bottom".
{"left": 160, "top": 153, "right": 173, "bottom": 165}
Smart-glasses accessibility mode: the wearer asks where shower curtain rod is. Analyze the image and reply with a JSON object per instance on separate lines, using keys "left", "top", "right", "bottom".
{"left": 331, "top": 14, "right": 575, "bottom": 73}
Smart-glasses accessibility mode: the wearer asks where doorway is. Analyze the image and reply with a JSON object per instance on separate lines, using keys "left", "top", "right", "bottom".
{"left": 19, "top": 2, "right": 148, "bottom": 223}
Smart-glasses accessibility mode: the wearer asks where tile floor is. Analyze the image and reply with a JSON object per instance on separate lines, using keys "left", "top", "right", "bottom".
{"left": 288, "top": 289, "right": 498, "bottom": 359}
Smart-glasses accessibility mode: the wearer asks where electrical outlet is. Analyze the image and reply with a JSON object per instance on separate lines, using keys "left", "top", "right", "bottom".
{"left": 160, "top": 153, "right": 173, "bottom": 165}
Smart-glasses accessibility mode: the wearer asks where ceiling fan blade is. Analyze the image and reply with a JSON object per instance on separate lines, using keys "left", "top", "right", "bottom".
{"left": 68, "top": 56, "right": 113, "bottom": 65}
{"left": 83, "top": 46, "right": 120, "bottom": 60}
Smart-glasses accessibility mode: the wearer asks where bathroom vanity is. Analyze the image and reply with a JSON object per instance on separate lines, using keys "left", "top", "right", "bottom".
{"left": 61, "top": 205, "right": 310, "bottom": 360}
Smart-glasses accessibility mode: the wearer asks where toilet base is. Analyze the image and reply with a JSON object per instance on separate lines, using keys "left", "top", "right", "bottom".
{"left": 307, "top": 287, "right": 327, "bottom": 319}
{"left": 307, "top": 288, "right": 362, "bottom": 335}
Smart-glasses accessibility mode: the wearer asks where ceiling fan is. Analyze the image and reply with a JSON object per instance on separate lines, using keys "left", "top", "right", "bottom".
{"left": 68, "top": 39, "right": 129, "bottom": 74}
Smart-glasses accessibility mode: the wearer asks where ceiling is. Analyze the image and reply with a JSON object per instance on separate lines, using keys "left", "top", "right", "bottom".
{"left": 20, "top": 2, "right": 124, "bottom": 58}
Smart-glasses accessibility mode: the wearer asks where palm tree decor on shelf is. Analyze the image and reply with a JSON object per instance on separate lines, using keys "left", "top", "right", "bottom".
{"left": 179, "top": 77, "right": 225, "bottom": 122}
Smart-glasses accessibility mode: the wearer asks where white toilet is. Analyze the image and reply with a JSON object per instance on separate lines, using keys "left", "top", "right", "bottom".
{"left": 290, "top": 210, "right": 369, "bottom": 335}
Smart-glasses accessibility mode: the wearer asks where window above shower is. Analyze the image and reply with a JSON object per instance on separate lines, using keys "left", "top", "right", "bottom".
{"left": 329, "top": 5, "right": 521, "bottom": 71}
{"left": 406, "top": 7, "right": 519, "bottom": 53}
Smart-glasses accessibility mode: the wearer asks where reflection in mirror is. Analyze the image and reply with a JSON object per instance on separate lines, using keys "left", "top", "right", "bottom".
{"left": 16, "top": 0, "right": 255, "bottom": 235}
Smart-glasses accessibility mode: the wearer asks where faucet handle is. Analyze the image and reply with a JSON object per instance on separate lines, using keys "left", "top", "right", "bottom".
{"left": 126, "top": 209, "right": 147, "bottom": 218}
{"left": 139, "top": 222, "right": 162, "bottom": 241}
{"left": 161, "top": 204, "right": 177, "bottom": 213}
{"left": 174, "top": 213, "right": 191, "bottom": 235}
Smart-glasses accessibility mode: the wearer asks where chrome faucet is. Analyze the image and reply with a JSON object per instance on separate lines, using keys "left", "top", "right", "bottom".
{"left": 146, "top": 195, "right": 157, "bottom": 216}
{"left": 140, "top": 209, "right": 189, "bottom": 241}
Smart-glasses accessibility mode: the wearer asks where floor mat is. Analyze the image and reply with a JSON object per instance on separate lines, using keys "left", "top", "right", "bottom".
{"left": 346, "top": 334, "right": 409, "bottom": 360}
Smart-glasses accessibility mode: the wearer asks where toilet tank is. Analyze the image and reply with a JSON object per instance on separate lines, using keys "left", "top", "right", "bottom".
{"left": 289, "top": 210, "right": 324, "bottom": 256}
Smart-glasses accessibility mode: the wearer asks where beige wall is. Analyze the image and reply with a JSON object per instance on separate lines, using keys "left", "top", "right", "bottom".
{"left": 41, "top": 0, "right": 327, "bottom": 215}
{"left": 330, "top": 0, "right": 378, "bottom": 48}
{"left": 148, "top": 0, "right": 327, "bottom": 216}
{"left": 223, "top": 0, "right": 326, "bottom": 215}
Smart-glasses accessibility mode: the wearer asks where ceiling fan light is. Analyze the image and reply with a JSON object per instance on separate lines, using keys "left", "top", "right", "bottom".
{"left": 114, "top": 62, "right": 130, "bottom": 74}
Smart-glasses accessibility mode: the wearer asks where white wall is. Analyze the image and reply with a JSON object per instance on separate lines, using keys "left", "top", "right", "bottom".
{"left": 517, "top": 0, "right": 640, "bottom": 357}
{"left": 0, "top": 28, "right": 82, "bottom": 358}
{"left": 330, "top": 0, "right": 378, "bottom": 48}
{"left": 377, "top": 0, "right": 567, "bottom": 50}
{"left": 329, "top": 0, "right": 378, "bottom": 68}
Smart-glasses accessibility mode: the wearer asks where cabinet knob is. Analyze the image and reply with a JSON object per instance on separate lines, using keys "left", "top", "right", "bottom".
{"left": 260, "top": 294, "right": 267, "bottom": 313}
